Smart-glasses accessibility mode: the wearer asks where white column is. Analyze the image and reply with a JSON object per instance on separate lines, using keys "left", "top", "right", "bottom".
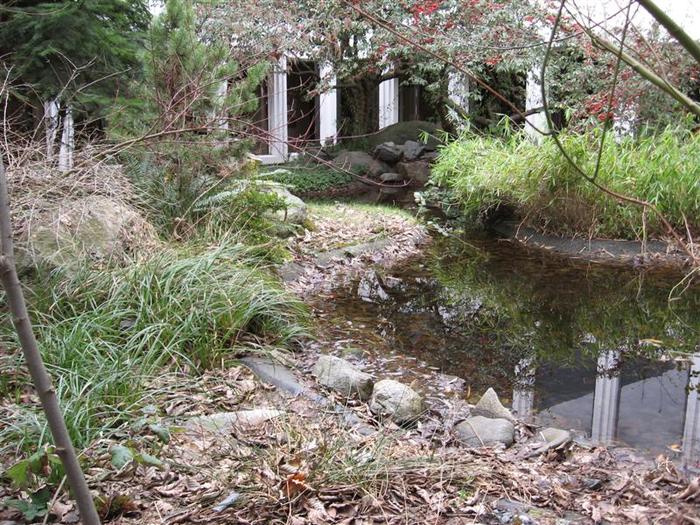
{"left": 318, "top": 63, "right": 337, "bottom": 146}
{"left": 591, "top": 350, "right": 622, "bottom": 444}
{"left": 58, "top": 106, "right": 74, "bottom": 173}
{"left": 44, "top": 98, "right": 60, "bottom": 160}
{"left": 447, "top": 70, "right": 469, "bottom": 129}
{"left": 268, "top": 56, "right": 288, "bottom": 160}
{"left": 378, "top": 77, "right": 399, "bottom": 129}
{"left": 525, "top": 68, "right": 548, "bottom": 142}
{"left": 213, "top": 80, "right": 229, "bottom": 131}
{"left": 682, "top": 353, "right": 700, "bottom": 470}
{"left": 512, "top": 357, "right": 536, "bottom": 419}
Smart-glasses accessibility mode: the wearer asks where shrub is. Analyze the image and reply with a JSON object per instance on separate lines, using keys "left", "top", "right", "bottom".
{"left": 260, "top": 164, "right": 354, "bottom": 194}
{"left": 431, "top": 127, "right": 700, "bottom": 239}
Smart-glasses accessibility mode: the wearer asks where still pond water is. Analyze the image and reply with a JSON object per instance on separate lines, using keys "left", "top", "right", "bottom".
{"left": 327, "top": 232, "right": 700, "bottom": 471}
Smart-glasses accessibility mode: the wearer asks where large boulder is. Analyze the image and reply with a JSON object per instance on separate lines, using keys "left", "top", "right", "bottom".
{"left": 368, "top": 120, "right": 442, "bottom": 149}
{"left": 369, "top": 379, "right": 423, "bottom": 423}
{"left": 397, "top": 161, "right": 431, "bottom": 185}
{"left": 313, "top": 355, "right": 374, "bottom": 400}
{"left": 472, "top": 387, "right": 516, "bottom": 423}
{"left": 24, "top": 195, "right": 157, "bottom": 269}
{"left": 264, "top": 186, "right": 308, "bottom": 224}
{"left": 455, "top": 416, "right": 515, "bottom": 447}
{"left": 332, "top": 150, "right": 390, "bottom": 178}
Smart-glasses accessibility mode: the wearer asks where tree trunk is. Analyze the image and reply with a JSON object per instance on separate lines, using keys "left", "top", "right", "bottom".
{"left": 0, "top": 158, "right": 101, "bottom": 525}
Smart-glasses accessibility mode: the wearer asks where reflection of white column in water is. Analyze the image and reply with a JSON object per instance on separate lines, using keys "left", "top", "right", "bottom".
{"left": 682, "top": 353, "right": 700, "bottom": 470}
{"left": 318, "top": 63, "right": 337, "bottom": 146}
{"left": 512, "top": 357, "right": 536, "bottom": 419}
{"left": 591, "top": 350, "right": 622, "bottom": 444}
{"left": 525, "top": 68, "right": 548, "bottom": 142}
{"left": 44, "top": 98, "right": 60, "bottom": 159}
{"left": 58, "top": 106, "right": 74, "bottom": 173}
{"left": 378, "top": 75, "right": 399, "bottom": 130}
{"left": 268, "top": 56, "right": 289, "bottom": 160}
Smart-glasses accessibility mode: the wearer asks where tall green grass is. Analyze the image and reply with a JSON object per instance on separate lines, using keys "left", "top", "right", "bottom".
{"left": 432, "top": 127, "right": 700, "bottom": 239}
{"left": 0, "top": 242, "right": 307, "bottom": 451}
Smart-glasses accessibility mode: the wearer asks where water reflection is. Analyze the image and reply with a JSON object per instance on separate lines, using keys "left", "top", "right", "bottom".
{"left": 324, "top": 234, "right": 700, "bottom": 468}
{"left": 591, "top": 350, "right": 621, "bottom": 444}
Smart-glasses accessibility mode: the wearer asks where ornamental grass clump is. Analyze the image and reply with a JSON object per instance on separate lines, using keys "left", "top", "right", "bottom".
{"left": 432, "top": 126, "right": 700, "bottom": 240}
{"left": 0, "top": 242, "right": 307, "bottom": 451}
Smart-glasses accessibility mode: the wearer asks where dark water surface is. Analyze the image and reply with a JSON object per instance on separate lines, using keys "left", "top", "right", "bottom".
{"left": 324, "top": 233, "right": 700, "bottom": 471}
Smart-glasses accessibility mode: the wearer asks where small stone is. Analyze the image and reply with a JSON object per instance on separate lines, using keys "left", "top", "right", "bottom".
{"left": 313, "top": 355, "right": 374, "bottom": 400}
{"left": 473, "top": 387, "right": 516, "bottom": 422}
{"left": 455, "top": 416, "right": 515, "bottom": 447}
{"left": 369, "top": 379, "right": 423, "bottom": 423}
{"left": 379, "top": 172, "right": 404, "bottom": 183}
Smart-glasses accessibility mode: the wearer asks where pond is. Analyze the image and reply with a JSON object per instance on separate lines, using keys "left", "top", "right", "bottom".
{"left": 315, "top": 231, "right": 700, "bottom": 472}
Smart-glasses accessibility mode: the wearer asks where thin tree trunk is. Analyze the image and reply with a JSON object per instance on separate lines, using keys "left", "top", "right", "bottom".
{"left": 0, "top": 158, "right": 101, "bottom": 525}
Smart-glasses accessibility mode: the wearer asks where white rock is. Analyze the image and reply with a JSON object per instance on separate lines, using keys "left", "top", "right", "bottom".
{"left": 313, "top": 355, "right": 374, "bottom": 400}
{"left": 369, "top": 379, "right": 423, "bottom": 423}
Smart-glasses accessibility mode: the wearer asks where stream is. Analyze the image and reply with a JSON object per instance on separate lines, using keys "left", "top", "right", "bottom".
{"left": 312, "top": 230, "right": 700, "bottom": 472}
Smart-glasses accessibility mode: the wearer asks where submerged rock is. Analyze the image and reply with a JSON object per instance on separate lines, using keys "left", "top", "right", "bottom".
{"left": 369, "top": 379, "right": 423, "bottom": 423}
{"left": 455, "top": 415, "right": 515, "bottom": 447}
{"left": 313, "top": 355, "right": 374, "bottom": 400}
{"left": 473, "top": 387, "right": 516, "bottom": 423}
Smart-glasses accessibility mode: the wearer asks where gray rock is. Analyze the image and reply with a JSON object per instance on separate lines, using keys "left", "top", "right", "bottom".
{"left": 313, "top": 355, "right": 374, "bottom": 400}
{"left": 369, "top": 379, "right": 423, "bottom": 423}
{"left": 401, "top": 140, "right": 426, "bottom": 161}
{"left": 473, "top": 387, "right": 516, "bottom": 422}
{"left": 455, "top": 416, "right": 515, "bottom": 447}
{"left": 374, "top": 142, "right": 403, "bottom": 163}
{"left": 367, "top": 159, "right": 392, "bottom": 178}
{"left": 24, "top": 195, "right": 157, "bottom": 269}
{"left": 522, "top": 427, "right": 573, "bottom": 458}
{"left": 357, "top": 269, "right": 390, "bottom": 302}
{"left": 332, "top": 150, "right": 374, "bottom": 174}
{"left": 367, "top": 120, "right": 442, "bottom": 149}
{"left": 264, "top": 186, "right": 307, "bottom": 224}
{"left": 397, "top": 161, "right": 431, "bottom": 185}
{"left": 186, "top": 409, "right": 283, "bottom": 433}
{"left": 379, "top": 172, "right": 404, "bottom": 183}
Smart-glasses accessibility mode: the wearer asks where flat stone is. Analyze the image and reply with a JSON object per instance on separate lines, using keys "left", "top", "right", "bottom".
{"left": 473, "top": 387, "right": 516, "bottom": 422}
{"left": 240, "top": 356, "right": 304, "bottom": 395}
{"left": 186, "top": 409, "right": 283, "bottom": 432}
{"left": 369, "top": 379, "right": 423, "bottom": 424}
{"left": 455, "top": 415, "right": 514, "bottom": 447}
{"left": 313, "top": 355, "right": 374, "bottom": 400}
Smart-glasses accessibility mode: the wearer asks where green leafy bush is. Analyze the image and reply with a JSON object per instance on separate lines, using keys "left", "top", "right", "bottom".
{"left": 261, "top": 165, "right": 354, "bottom": 194}
{"left": 432, "top": 127, "right": 700, "bottom": 239}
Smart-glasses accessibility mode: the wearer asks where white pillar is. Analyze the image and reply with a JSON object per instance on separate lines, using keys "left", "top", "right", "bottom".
{"left": 525, "top": 68, "right": 548, "bottom": 141}
{"left": 58, "top": 106, "right": 74, "bottom": 173}
{"left": 512, "top": 357, "right": 536, "bottom": 419}
{"left": 447, "top": 70, "right": 469, "bottom": 129}
{"left": 268, "top": 56, "right": 288, "bottom": 160}
{"left": 682, "top": 353, "right": 700, "bottom": 470}
{"left": 591, "top": 350, "right": 622, "bottom": 444}
{"left": 213, "top": 80, "right": 229, "bottom": 131}
{"left": 318, "top": 63, "right": 337, "bottom": 146}
{"left": 378, "top": 77, "right": 399, "bottom": 129}
{"left": 44, "top": 98, "right": 60, "bottom": 159}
